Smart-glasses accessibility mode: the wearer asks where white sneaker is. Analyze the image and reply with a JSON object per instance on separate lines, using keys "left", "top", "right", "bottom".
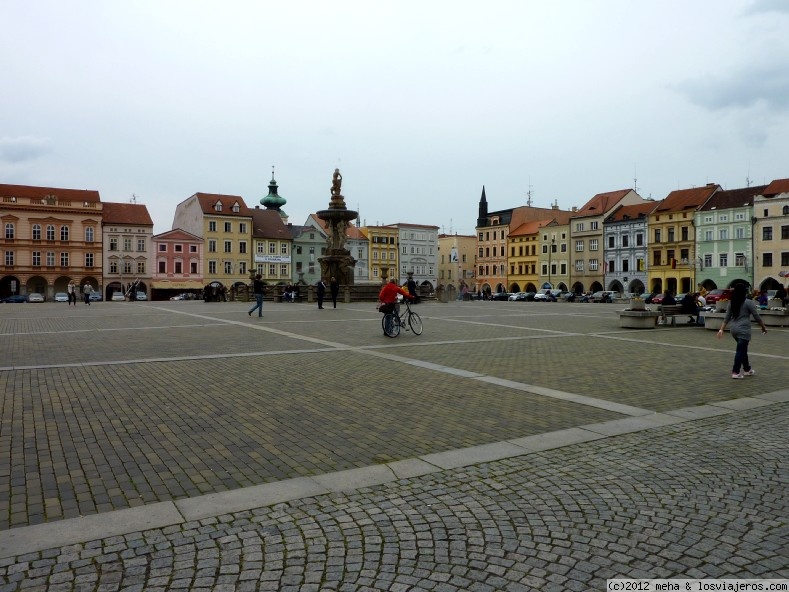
{"left": 742, "top": 369, "right": 755, "bottom": 376}
{"left": 731, "top": 372, "right": 744, "bottom": 379}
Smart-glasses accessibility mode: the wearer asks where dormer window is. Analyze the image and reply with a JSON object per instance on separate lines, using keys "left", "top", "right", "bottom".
{"left": 232, "top": 202, "right": 240, "bottom": 213}
{"left": 214, "top": 201, "right": 223, "bottom": 212}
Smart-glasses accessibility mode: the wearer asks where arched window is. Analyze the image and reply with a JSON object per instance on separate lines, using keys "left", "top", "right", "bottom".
{"left": 4, "top": 223, "right": 13, "bottom": 239}
{"left": 85, "top": 227, "right": 94, "bottom": 242}
{"left": 46, "top": 225, "right": 55, "bottom": 240}
{"left": 32, "top": 224, "right": 41, "bottom": 240}
{"left": 783, "top": 205, "right": 789, "bottom": 215}
{"left": 60, "top": 225, "right": 69, "bottom": 241}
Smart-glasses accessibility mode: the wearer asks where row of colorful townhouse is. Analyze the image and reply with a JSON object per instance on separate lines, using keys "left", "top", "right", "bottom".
{"left": 473, "top": 179, "right": 789, "bottom": 298}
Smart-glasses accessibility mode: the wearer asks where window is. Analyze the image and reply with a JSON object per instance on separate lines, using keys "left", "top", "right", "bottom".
{"left": 209, "top": 261, "right": 217, "bottom": 274}
{"left": 32, "top": 224, "right": 41, "bottom": 240}
{"left": 735, "top": 227, "right": 745, "bottom": 239}
{"left": 763, "top": 253, "right": 772, "bottom": 267}
{"left": 704, "top": 216, "right": 713, "bottom": 223}
{"left": 782, "top": 225, "right": 789, "bottom": 240}
{"left": 575, "top": 222, "right": 584, "bottom": 232}
{"left": 109, "top": 260, "right": 118, "bottom": 273}
{"left": 719, "top": 229, "right": 728, "bottom": 240}
{"left": 232, "top": 203, "right": 240, "bottom": 213}
{"left": 636, "top": 233, "right": 644, "bottom": 247}
{"left": 575, "top": 260, "right": 584, "bottom": 272}
{"left": 636, "top": 258, "right": 644, "bottom": 272}
{"left": 373, "top": 251, "right": 379, "bottom": 260}
{"left": 608, "top": 236, "right": 615, "bottom": 248}
{"left": 653, "top": 250, "right": 661, "bottom": 266}
{"left": 175, "top": 261, "right": 182, "bottom": 274}
{"left": 239, "top": 223, "right": 247, "bottom": 234}
{"left": 681, "top": 227, "right": 689, "bottom": 241}
{"left": 4, "top": 251, "right": 13, "bottom": 266}
{"left": 783, "top": 252, "right": 789, "bottom": 266}
{"left": 590, "top": 221, "right": 598, "bottom": 230}
{"left": 763, "top": 227, "right": 773, "bottom": 240}
{"left": 589, "top": 259, "right": 599, "bottom": 271}
{"left": 60, "top": 226, "right": 69, "bottom": 241}
{"left": 214, "top": 202, "right": 222, "bottom": 212}
{"left": 478, "top": 248, "right": 483, "bottom": 258}
{"left": 190, "top": 262, "right": 198, "bottom": 274}
{"left": 654, "top": 229, "right": 661, "bottom": 243}
{"left": 174, "top": 244, "right": 183, "bottom": 252}
{"left": 86, "top": 227, "right": 94, "bottom": 242}
{"left": 224, "top": 222, "right": 232, "bottom": 232}
{"left": 575, "top": 240, "right": 584, "bottom": 252}
{"left": 46, "top": 252, "right": 55, "bottom": 266}
{"left": 239, "top": 241, "right": 247, "bottom": 254}
{"left": 589, "top": 239, "right": 598, "bottom": 251}
{"left": 124, "top": 238, "right": 132, "bottom": 251}
{"left": 138, "top": 261, "right": 146, "bottom": 274}
{"left": 719, "top": 253, "right": 728, "bottom": 267}
{"left": 123, "top": 259, "right": 133, "bottom": 274}
{"left": 190, "top": 245, "right": 197, "bottom": 253}
{"left": 110, "top": 237, "right": 118, "bottom": 251}
{"left": 704, "top": 254, "right": 712, "bottom": 268}
{"left": 159, "top": 261, "right": 166, "bottom": 273}
{"left": 4, "top": 223, "right": 13, "bottom": 239}
{"left": 224, "top": 240, "right": 232, "bottom": 253}
{"left": 208, "top": 240, "right": 217, "bottom": 253}
{"left": 561, "top": 243, "right": 567, "bottom": 252}
{"left": 269, "top": 242, "right": 276, "bottom": 254}
{"left": 281, "top": 243, "right": 288, "bottom": 254}
{"left": 239, "top": 262, "right": 246, "bottom": 275}
{"left": 704, "top": 230, "right": 713, "bottom": 241}
{"left": 735, "top": 253, "right": 745, "bottom": 267}
{"left": 622, "top": 259, "right": 629, "bottom": 272}
{"left": 137, "top": 239, "right": 145, "bottom": 252}
{"left": 622, "top": 235, "right": 629, "bottom": 247}
{"left": 667, "top": 228, "right": 675, "bottom": 242}
{"left": 32, "top": 251, "right": 41, "bottom": 266}
{"left": 280, "top": 264, "right": 287, "bottom": 276}
{"left": 209, "top": 221, "right": 217, "bottom": 232}
{"left": 159, "top": 244, "right": 167, "bottom": 252}
{"left": 719, "top": 215, "right": 728, "bottom": 222}
{"left": 269, "top": 264, "right": 276, "bottom": 276}
{"left": 47, "top": 225, "right": 55, "bottom": 240}
{"left": 60, "top": 252, "right": 69, "bottom": 266}
{"left": 608, "top": 260, "right": 615, "bottom": 273}
{"left": 85, "top": 253, "right": 94, "bottom": 268}
{"left": 560, "top": 263, "right": 567, "bottom": 274}
{"left": 542, "top": 244, "right": 548, "bottom": 254}
{"left": 296, "top": 246, "right": 302, "bottom": 255}
{"left": 735, "top": 212, "right": 745, "bottom": 221}
{"left": 224, "top": 261, "right": 233, "bottom": 274}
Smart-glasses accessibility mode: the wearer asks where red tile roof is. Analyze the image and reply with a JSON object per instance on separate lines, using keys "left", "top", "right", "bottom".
{"left": 193, "top": 193, "right": 252, "bottom": 216}
{"left": 102, "top": 202, "right": 153, "bottom": 225}
{"left": 762, "top": 178, "right": 789, "bottom": 197}
{"left": 0, "top": 183, "right": 100, "bottom": 202}
{"left": 607, "top": 200, "right": 660, "bottom": 222}
{"left": 251, "top": 207, "right": 290, "bottom": 239}
{"left": 700, "top": 185, "right": 767, "bottom": 211}
{"left": 509, "top": 219, "right": 551, "bottom": 237}
{"left": 508, "top": 206, "right": 569, "bottom": 230}
{"left": 574, "top": 189, "right": 633, "bottom": 217}
{"left": 654, "top": 184, "right": 719, "bottom": 214}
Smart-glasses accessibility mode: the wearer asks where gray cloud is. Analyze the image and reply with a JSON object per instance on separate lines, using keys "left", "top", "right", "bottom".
{"left": 675, "top": 63, "right": 789, "bottom": 112}
{"left": 743, "top": 0, "right": 789, "bottom": 15}
{"left": 0, "top": 136, "right": 52, "bottom": 164}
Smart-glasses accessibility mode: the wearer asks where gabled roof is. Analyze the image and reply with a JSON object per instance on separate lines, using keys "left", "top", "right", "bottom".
{"left": 152, "top": 228, "right": 204, "bottom": 242}
{"left": 191, "top": 192, "right": 252, "bottom": 217}
{"left": 574, "top": 189, "right": 633, "bottom": 218}
{"left": 653, "top": 184, "right": 719, "bottom": 214}
{"left": 102, "top": 202, "right": 153, "bottom": 225}
{"left": 509, "top": 219, "right": 551, "bottom": 237}
{"left": 0, "top": 183, "right": 100, "bottom": 202}
{"left": 508, "top": 206, "right": 567, "bottom": 230}
{"left": 762, "top": 178, "right": 789, "bottom": 197}
{"left": 699, "top": 185, "right": 767, "bottom": 211}
{"left": 251, "top": 207, "right": 290, "bottom": 240}
{"left": 607, "top": 200, "right": 660, "bottom": 223}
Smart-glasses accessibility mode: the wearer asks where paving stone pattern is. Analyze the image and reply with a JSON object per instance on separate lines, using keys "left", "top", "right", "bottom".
{"left": 0, "top": 301, "right": 787, "bottom": 590}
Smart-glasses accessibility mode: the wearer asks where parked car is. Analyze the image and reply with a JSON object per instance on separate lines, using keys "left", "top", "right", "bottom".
{"left": 491, "top": 292, "right": 510, "bottom": 301}
{"left": 27, "top": 292, "right": 45, "bottom": 303}
{"left": 170, "top": 294, "right": 185, "bottom": 301}
{"left": 1, "top": 294, "right": 27, "bottom": 303}
{"left": 54, "top": 292, "right": 69, "bottom": 302}
{"left": 135, "top": 292, "right": 147, "bottom": 301}
{"left": 705, "top": 289, "right": 733, "bottom": 304}
{"left": 642, "top": 292, "right": 655, "bottom": 304}
{"left": 651, "top": 292, "right": 666, "bottom": 305}
{"left": 533, "top": 291, "right": 551, "bottom": 301}
{"left": 111, "top": 292, "right": 125, "bottom": 301}
{"left": 89, "top": 292, "right": 103, "bottom": 302}
{"left": 508, "top": 292, "right": 524, "bottom": 301}
{"left": 590, "top": 291, "right": 617, "bottom": 303}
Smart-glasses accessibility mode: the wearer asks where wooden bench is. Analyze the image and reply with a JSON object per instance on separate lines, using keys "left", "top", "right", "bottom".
{"left": 658, "top": 304, "right": 684, "bottom": 326}
{"left": 658, "top": 304, "right": 700, "bottom": 326}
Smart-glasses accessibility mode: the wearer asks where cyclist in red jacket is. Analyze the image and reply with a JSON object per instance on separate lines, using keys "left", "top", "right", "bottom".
{"left": 378, "top": 278, "right": 414, "bottom": 315}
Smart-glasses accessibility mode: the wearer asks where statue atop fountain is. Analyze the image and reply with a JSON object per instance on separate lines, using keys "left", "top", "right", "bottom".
{"left": 317, "top": 168, "right": 358, "bottom": 285}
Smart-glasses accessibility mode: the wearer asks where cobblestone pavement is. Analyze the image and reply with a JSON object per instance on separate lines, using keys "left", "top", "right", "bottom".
{"left": 0, "top": 300, "right": 787, "bottom": 590}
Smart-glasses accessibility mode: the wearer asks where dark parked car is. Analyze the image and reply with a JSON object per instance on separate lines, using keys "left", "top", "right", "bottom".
{"left": 491, "top": 292, "right": 510, "bottom": 301}
{"left": 1, "top": 294, "right": 28, "bottom": 303}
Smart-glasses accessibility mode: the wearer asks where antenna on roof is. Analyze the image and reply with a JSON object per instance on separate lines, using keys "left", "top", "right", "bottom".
{"left": 130, "top": 193, "right": 137, "bottom": 204}
{"left": 746, "top": 162, "right": 751, "bottom": 187}
{"left": 633, "top": 164, "right": 639, "bottom": 194}
{"left": 526, "top": 182, "right": 533, "bottom": 207}
{"left": 449, "top": 218, "right": 453, "bottom": 234}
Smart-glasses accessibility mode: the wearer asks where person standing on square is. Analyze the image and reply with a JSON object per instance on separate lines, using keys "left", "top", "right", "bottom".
{"left": 330, "top": 276, "right": 339, "bottom": 308}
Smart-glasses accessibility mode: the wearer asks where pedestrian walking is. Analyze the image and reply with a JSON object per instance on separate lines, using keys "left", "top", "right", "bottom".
{"left": 317, "top": 279, "right": 326, "bottom": 309}
{"left": 67, "top": 281, "right": 76, "bottom": 306}
{"left": 716, "top": 283, "right": 767, "bottom": 379}
{"left": 248, "top": 274, "right": 265, "bottom": 317}
{"left": 82, "top": 283, "right": 93, "bottom": 306}
{"left": 330, "top": 276, "right": 339, "bottom": 308}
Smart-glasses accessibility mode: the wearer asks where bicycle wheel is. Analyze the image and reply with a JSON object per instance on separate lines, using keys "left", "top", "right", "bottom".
{"left": 407, "top": 311, "right": 423, "bottom": 335}
{"left": 383, "top": 313, "right": 400, "bottom": 337}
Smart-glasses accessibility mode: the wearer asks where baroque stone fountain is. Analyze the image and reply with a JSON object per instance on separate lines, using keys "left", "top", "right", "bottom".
{"left": 317, "top": 168, "right": 358, "bottom": 285}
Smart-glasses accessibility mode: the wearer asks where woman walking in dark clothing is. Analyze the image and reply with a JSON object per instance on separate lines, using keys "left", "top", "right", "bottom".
{"left": 716, "top": 283, "right": 767, "bottom": 379}
{"left": 248, "top": 274, "right": 265, "bottom": 317}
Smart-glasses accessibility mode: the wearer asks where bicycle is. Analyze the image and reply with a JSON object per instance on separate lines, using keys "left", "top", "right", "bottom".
{"left": 382, "top": 298, "right": 423, "bottom": 337}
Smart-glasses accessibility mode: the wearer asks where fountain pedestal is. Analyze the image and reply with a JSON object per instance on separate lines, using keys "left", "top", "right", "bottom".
{"left": 317, "top": 168, "right": 358, "bottom": 286}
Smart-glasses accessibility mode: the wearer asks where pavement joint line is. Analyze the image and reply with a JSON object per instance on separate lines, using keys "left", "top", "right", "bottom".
{"left": 0, "top": 396, "right": 784, "bottom": 560}
{"left": 591, "top": 332, "right": 789, "bottom": 360}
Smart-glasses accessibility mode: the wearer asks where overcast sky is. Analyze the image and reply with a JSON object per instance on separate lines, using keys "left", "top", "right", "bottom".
{"left": 2, "top": 0, "right": 788, "bottom": 234}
